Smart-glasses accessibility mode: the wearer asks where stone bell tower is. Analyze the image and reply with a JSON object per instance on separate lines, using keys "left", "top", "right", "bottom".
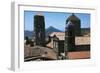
{"left": 34, "top": 14, "right": 45, "bottom": 46}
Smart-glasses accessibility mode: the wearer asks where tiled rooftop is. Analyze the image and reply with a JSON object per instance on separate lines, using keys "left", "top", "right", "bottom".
{"left": 24, "top": 45, "right": 57, "bottom": 60}
{"left": 67, "top": 51, "right": 90, "bottom": 59}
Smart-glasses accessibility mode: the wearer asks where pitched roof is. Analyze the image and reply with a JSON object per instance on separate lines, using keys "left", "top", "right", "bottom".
{"left": 50, "top": 32, "right": 65, "bottom": 40}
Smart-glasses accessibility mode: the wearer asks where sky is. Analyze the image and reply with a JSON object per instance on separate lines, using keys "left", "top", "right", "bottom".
{"left": 24, "top": 11, "right": 90, "bottom": 31}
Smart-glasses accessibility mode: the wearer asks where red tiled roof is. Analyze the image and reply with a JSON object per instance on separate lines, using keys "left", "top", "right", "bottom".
{"left": 67, "top": 51, "right": 90, "bottom": 59}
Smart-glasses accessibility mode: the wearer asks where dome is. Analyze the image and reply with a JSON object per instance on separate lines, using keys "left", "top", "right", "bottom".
{"left": 65, "top": 14, "right": 81, "bottom": 36}
{"left": 66, "top": 13, "right": 80, "bottom": 23}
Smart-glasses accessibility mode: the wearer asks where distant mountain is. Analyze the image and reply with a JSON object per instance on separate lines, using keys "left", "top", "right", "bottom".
{"left": 24, "top": 27, "right": 90, "bottom": 39}
{"left": 24, "top": 26, "right": 62, "bottom": 39}
{"left": 81, "top": 28, "right": 90, "bottom": 34}
{"left": 24, "top": 30, "right": 33, "bottom": 39}
{"left": 46, "top": 26, "right": 62, "bottom": 36}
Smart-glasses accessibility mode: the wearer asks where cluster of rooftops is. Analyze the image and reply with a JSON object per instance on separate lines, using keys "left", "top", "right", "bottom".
{"left": 24, "top": 13, "right": 90, "bottom": 61}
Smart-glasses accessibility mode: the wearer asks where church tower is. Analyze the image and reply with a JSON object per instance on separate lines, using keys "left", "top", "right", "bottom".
{"left": 34, "top": 14, "right": 45, "bottom": 46}
{"left": 65, "top": 21, "right": 75, "bottom": 52}
{"left": 66, "top": 13, "right": 81, "bottom": 36}
{"left": 65, "top": 13, "right": 81, "bottom": 56}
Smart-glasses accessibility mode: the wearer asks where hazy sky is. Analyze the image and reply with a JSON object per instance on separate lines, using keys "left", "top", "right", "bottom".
{"left": 24, "top": 11, "right": 90, "bottom": 31}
